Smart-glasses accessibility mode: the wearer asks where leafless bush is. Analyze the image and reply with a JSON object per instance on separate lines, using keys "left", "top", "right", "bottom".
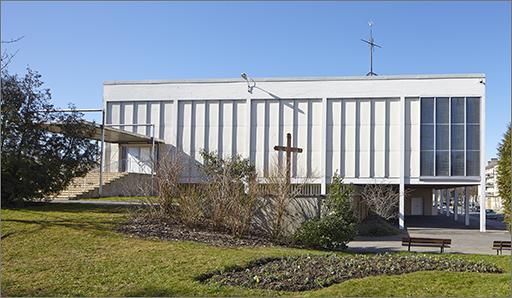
{"left": 174, "top": 184, "right": 205, "bottom": 227}
{"left": 155, "top": 152, "right": 183, "bottom": 215}
{"left": 226, "top": 171, "right": 261, "bottom": 237}
{"left": 200, "top": 150, "right": 261, "bottom": 236}
{"left": 126, "top": 151, "right": 185, "bottom": 222}
{"left": 203, "top": 161, "right": 235, "bottom": 229}
{"left": 359, "top": 182, "right": 411, "bottom": 220}
{"left": 263, "top": 161, "right": 310, "bottom": 240}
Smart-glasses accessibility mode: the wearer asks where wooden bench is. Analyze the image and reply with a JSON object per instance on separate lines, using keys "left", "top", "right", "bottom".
{"left": 402, "top": 237, "right": 451, "bottom": 253}
{"left": 492, "top": 241, "right": 511, "bottom": 255}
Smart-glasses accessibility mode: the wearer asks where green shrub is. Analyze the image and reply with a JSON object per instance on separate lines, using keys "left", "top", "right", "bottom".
{"left": 294, "top": 173, "right": 358, "bottom": 249}
{"left": 358, "top": 215, "right": 400, "bottom": 236}
{"left": 294, "top": 214, "right": 356, "bottom": 249}
{"left": 497, "top": 124, "right": 511, "bottom": 230}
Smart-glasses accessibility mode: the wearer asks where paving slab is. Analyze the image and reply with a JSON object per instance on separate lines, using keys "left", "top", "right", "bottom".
{"left": 348, "top": 215, "right": 511, "bottom": 255}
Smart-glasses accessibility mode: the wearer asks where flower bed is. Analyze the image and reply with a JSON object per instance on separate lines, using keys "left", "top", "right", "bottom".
{"left": 200, "top": 254, "right": 504, "bottom": 292}
{"left": 118, "top": 217, "right": 277, "bottom": 247}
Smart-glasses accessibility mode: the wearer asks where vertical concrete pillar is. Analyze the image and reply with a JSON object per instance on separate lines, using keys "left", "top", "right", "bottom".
{"left": 464, "top": 186, "right": 470, "bottom": 226}
{"left": 445, "top": 189, "right": 450, "bottom": 216}
{"left": 479, "top": 81, "right": 486, "bottom": 232}
{"left": 438, "top": 189, "right": 442, "bottom": 212}
{"left": 454, "top": 188, "right": 458, "bottom": 221}
{"left": 321, "top": 97, "right": 327, "bottom": 195}
{"left": 439, "top": 190, "right": 444, "bottom": 214}
{"left": 398, "top": 97, "right": 405, "bottom": 230}
{"left": 245, "top": 97, "right": 252, "bottom": 161}
{"left": 479, "top": 185, "right": 486, "bottom": 232}
{"left": 432, "top": 189, "right": 438, "bottom": 215}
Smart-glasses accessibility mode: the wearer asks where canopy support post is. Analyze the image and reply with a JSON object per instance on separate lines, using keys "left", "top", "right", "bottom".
{"left": 99, "top": 109, "right": 105, "bottom": 197}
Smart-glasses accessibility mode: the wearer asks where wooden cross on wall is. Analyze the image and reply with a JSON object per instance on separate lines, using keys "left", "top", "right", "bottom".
{"left": 274, "top": 133, "right": 303, "bottom": 185}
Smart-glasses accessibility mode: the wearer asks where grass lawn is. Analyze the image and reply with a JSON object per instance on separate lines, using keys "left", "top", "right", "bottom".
{"left": 1, "top": 203, "right": 511, "bottom": 297}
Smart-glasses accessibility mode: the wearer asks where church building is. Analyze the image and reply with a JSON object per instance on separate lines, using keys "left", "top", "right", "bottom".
{"left": 103, "top": 73, "right": 487, "bottom": 231}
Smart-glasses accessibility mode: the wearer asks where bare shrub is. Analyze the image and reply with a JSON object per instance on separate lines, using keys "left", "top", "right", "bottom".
{"left": 263, "top": 161, "right": 310, "bottom": 241}
{"left": 227, "top": 171, "right": 261, "bottom": 237}
{"left": 174, "top": 184, "right": 204, "bottom": 227}
{"left": 359, "top": 182, "right": 411, "bottom": 220}
{"left": 155, "top": 151, "right": 183, "bottom": 215}
{"left": 200, "top": 150, "right": 261, "bottom": 237}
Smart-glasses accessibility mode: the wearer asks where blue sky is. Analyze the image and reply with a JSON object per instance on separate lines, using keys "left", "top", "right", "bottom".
{"left": 1, "top": 1, "right": 510, "bottom": 159}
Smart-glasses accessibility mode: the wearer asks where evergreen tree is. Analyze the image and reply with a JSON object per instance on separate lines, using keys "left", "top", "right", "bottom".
{"left": 1, "top": 68, "right": 98, "bottom": 205}
{"left": 496, "top": 124, "right": 511, "bottom": 230}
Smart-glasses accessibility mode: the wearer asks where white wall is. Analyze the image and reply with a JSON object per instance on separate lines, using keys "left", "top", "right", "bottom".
{"left": 104, "top": 75, "right": 485, "bottom": 185}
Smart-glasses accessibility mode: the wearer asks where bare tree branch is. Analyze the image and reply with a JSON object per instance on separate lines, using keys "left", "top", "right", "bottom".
{"left": 360, "top": 182, "right": 412, "bottom": 220}
{"left": 1, "top": 36, "right": 24, "bottom": 70}
{"left": 1, "top": 49, "right": 19, "bottom": 70}
{"left": 1, "top": 36, "right": 25, "bottom": 44}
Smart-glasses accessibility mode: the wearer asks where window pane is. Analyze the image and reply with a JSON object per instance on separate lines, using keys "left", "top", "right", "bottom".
{"left": 451, "top": 151, "right": 464, "bottom": 176}
{"left": 421, "top": 150, "right": 434, "bottom": 176}
{"left": 436, "top": 97, "right": 449, "bottom": 123}
{"left": 451, "top": 97, "right": 464, "bottom": 123}
{"left": 436, "top": 151, "right": 449, "bottom": 176}
{"left": 467, "top": 124, "right": 480, "bottom": 150}
{"left": 451, "top": 124, "right": 464, "bottom": 150}
{"left": 467, "top": 97, "right": 480, "bottom": 124}
{"left": 436, "top": 124, "right": 449, "bottom": 150}
{"left": 421, "top": 97, "right": 434, "bottom": 124}
{"left": 466, "top": 151, "right": 480, "bottom": 176}
{"left": 421, "top": 124, "right": 434, "bottom": 150}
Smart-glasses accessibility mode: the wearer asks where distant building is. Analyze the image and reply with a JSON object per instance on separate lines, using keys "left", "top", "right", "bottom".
{"left": 485, "top": 158, "right": 502, "bottom": 211}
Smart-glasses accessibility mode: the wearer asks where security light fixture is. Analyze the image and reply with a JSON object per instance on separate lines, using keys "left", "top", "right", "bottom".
{"left": 241, "top": 72, "right": 256, "bottom": 93}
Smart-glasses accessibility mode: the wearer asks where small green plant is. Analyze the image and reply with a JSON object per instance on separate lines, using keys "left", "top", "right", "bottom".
{"left": 206, "top": 253, "right": 504, "bottom": 292}
{"left": 294, "top": 172, "right": 358, "bottom": 249}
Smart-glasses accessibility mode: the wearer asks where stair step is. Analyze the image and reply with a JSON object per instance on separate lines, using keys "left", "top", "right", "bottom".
{"left": 53, "top": 171, "right": 136, "bottom": 199}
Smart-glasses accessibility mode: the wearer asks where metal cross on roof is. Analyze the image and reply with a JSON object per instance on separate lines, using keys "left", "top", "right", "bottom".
{"left": 361, "top": 21, "right": 382, "bottom": 76}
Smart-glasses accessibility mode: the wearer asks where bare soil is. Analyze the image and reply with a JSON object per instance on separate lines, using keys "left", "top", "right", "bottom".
{"left": 200, "top": 254, "right": 504, "bottom": 292}
{"left": 118, "top": 217, "right": 278, "bottom": 247}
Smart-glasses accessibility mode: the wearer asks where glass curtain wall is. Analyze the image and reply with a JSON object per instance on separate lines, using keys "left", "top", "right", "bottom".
{"left": 420, "top": 97, "right": 480, "bottom": 176}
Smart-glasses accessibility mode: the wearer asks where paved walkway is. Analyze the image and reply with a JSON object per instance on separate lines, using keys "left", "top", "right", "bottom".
{"left": 50, "top": 199, "right": 148, "bottom": 206}
{"left": 348, "top": 215, "right": 511, "bottom": 255}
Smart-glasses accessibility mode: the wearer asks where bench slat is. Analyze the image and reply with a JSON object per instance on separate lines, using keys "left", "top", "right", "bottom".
{"left": 491, "top": 241, "right": 511, "bottom": 255}
{"left": 402, "top": 243, "right": 451, "bottom": 248}
{"left": 403, "top": 240, "right": 451, "bottom": 244}
{"left": 402, "top": 237, "right": 451, "bottom": 253}
{"left": 402, "top": 238, "right": 451, "bottom": 244}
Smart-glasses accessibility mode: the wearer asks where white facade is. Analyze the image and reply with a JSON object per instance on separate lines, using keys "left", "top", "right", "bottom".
{"left": 103, "top": 74, "right": 487, "bottom": 230}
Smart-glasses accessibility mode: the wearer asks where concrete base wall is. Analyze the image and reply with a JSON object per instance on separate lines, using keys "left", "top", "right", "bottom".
{"left": 252, "top": 197, "right": 321, "bottom": 236}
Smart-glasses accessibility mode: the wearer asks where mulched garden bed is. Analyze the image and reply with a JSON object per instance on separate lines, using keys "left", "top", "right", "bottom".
{"left": 199, "top": 254, "right": 504, "bottom": 292}
{"left": 118, "top": 217, "right": 277, "bottom": 247}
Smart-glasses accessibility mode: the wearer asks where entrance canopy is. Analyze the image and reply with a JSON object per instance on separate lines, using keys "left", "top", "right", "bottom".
{"left": 42, "top": 120, "right": 165, "bottom": 144}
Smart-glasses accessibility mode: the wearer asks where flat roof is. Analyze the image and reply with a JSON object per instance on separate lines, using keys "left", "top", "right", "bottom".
{"left": 104, "top": 73, "right": 485, "bottom": 86}
{"left": 42, "top": 121, "right": 165, "bottom": 144}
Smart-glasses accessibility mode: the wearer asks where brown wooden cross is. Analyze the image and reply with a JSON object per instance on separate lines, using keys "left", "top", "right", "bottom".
{"left": 274, "top": 133, "right": 303, "bottom": 185}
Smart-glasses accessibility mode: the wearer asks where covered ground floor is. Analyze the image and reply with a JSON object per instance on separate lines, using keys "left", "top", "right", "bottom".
{"left": 348, "top": 214, "right": 510, "bottom": 255}
{"left": 398, "top": 184, "right": 487, "bottom": 231}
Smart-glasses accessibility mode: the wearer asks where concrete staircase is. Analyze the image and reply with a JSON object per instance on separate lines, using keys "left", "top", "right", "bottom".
{"left": 53, "top": 172, "right": 129, "bottom": 200}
